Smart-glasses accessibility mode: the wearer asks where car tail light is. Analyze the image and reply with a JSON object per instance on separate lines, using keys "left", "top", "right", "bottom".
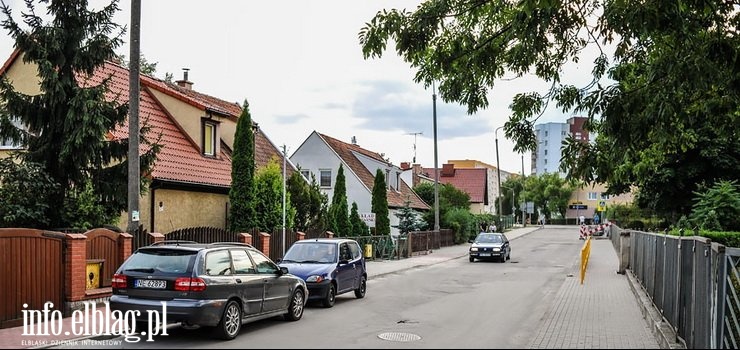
{"left": 174, "top": 277, "right": 207, "bottom": 292}
{"left": 112, "top": 274, "right": 127, "bottom": 289}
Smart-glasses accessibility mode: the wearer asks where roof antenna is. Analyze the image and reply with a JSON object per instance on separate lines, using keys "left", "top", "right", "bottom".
{"left": 405, "top": 132, "right": 423, "bottom": 163}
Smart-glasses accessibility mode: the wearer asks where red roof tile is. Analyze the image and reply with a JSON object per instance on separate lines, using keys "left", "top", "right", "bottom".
{"left": 422, "top": 167, "right": 487, "bottom": 203}
{"left": 3, "top": 50, "right": 296, "bottom": 188}
{"left": 318, "top": 133, "right": 429, "bottom": 210}
{"left": 141, "top": 77, "right": 242, "bottom": 118}
{"left": 84, "top": 61, "right": 233, "bottom": 188}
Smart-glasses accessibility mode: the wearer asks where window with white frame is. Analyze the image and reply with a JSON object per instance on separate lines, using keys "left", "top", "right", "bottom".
{"left": 320, "top": 169, "right": 332, "bottom": 188}
{"left": 202, "top": 119, "right": 218, "bottom": 157}
{"left": 396, "top": 172, "right": 401, "bottom": 191}
{"left": 600, "top": 193, "right": 611, "bottom": 200}
{"left": 588, "top": 192, "right": 598, "bottom": 200}
{"left": 386, "top": 169, "right": 391, "bottom": 190}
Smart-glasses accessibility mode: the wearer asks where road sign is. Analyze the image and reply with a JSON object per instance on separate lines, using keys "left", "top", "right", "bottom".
{"left": 569, "top": 204, "right": 588, "bottom": 210}
{"left": 524, "top": 202, "right": 534, "bottom": 214}
{"left": 360, "top": 212, "right": 376, "bottom": 228}
{"left": 597, "top": 201, "right": 606, "bottom": 211}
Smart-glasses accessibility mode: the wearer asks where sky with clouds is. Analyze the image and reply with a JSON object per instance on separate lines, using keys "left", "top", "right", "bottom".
{"left": 0, "top": 0, "right": 600, "bottom": 175}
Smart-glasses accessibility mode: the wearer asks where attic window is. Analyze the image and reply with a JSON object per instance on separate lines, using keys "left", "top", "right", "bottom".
{"left": 202, "top": 119, "right": 219, "bottom": 157}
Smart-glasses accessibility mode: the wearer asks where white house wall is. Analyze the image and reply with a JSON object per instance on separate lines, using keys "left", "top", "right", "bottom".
{"left": 353, "top": 151, "right": 404, "bottom": 192}
{"left": 290, "top": 132, "right": 373, "bottom": 220}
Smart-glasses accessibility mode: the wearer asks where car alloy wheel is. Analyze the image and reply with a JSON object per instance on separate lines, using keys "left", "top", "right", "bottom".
{"left": 469, "top": 256, "right": 475, "bottom": 262}
{"left": 354, "top": 276, "right": 366, "bottom": 299}
{"left": 323, "top": 283, "right": 336, "bottom": 308}
{"left": 285, "top": 289, "right": 305, "bottom": 321}
{"left": 215, "top": 300, "right": 241, "bottom": 340}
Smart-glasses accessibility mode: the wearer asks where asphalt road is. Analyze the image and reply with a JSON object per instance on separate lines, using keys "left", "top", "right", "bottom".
{"left": 54, "top": 228, "right": 585, "bottom": 349}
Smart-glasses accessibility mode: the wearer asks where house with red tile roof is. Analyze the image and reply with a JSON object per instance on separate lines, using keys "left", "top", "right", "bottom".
{"left": 290, "top": 131, "right": 429, "bottom": 236}
{"left": 0, "top": 51, "right": 295, "bottom": 233}
{"left": 417, "top": 163, "right": 494, "bottom": 215}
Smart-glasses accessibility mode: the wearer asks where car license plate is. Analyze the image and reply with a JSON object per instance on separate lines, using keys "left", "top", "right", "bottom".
{"left": 479, "top": 253, "right": 490, "bottom": 257}
{"left": 134, "top": 279, "right": 167, "bottom": 289}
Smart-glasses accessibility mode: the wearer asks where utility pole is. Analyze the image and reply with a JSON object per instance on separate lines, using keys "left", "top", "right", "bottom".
{"left": 126, "top": 0, "right": 141, "bottom": 234}
{"left": 405, "top": 132, "right": 423, "bottom": 163}
{"left": 522, "top": 154, "right": 526, "bottom": 227}
{"left": 432, "top": 82, "right": 440, "bottom": 231}
{"left": 495, "top": 126, "right": 504, "bottom": 223}
{"left": 282, "top": 144, "right": 287, "bottom": 256}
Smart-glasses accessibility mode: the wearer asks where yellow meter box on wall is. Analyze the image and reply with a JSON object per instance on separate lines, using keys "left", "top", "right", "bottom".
{"left": 86, "top": 259, "right": 104, "bottom": 290}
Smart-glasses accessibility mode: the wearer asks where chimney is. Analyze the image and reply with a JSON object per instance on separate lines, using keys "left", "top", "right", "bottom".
{"left": 441, "top": 163, "right": 455, "bottom": 177}
{"left": 351, "top": 136, "right": 358, "bottom": 145}
{"left": 411, "top": 164, "right": 421, "bottom": 187}
{"left": 176, "top": 68, "right": 193, "bottom": 90}
{"left": 400, "top": 162, "right": 410, "bottom": 170}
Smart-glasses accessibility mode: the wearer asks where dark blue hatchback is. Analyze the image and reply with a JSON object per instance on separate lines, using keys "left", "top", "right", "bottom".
{"left": 278, "top": 238, "right": 366, "bottom": 308}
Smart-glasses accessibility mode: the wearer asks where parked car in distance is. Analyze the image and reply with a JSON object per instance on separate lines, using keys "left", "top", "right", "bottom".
{"left": 278, "top": 238, "right": 366, "bottom": 308}
{"left": 110, "top": 241, "right": 307, "bottom": 340}
{"left": 469, "top": 232, "right": 511, "bottom": 263}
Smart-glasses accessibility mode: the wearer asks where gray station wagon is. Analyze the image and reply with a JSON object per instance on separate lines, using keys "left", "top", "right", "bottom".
{"left": 110, "top": 241, "right": 307, "bottom": 340}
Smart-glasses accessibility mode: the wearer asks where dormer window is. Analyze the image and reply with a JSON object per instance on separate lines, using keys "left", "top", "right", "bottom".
{"left": 202, "top": 118, "right": 219, "bottom": 157}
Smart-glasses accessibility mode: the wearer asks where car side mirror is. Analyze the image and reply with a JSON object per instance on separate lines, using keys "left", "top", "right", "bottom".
{"left": 468, "top": 239, "right": 474, "bottom": 244}
{"left": 279, "top": 266, "right": 289, "bottom": 275}
{"left": 339, "top": 259, "right": 349, "bottom": 265}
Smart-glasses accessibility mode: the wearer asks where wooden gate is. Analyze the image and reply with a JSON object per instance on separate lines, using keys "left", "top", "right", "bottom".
{"left": 165, "top": 226, "right": 240, "bottom": 243}
{"left": 0, "top": 229, "right": 65, "bottom": 329}
{"left": 84, "top": 229, "right": 122, "bottom": 288}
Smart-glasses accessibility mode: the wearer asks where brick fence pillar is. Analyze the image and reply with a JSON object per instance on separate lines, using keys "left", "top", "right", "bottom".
{"left": 258, "top": 232, "right": 270, "bottom": 255}
{"left": 296, "top": 231, "right": 305, "bottom": 241}
{"left": 118, "top": 232, "right": 133, "bottom": 262}
{"left": 149, "top": 232, "right": 164, "bottom": 245}
{"left": 238, "top": 232, "right": 253, "bottom": 246}
{"left": 64, "top": 233, "right": 87, "bottom": 302}
{"left": 326, "top": 231, "right": 334, "bottom": 238}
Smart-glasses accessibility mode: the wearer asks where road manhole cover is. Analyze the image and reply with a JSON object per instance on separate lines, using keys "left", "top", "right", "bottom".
{"left": 378, "top": 332, "right": 422, "bottom": 342}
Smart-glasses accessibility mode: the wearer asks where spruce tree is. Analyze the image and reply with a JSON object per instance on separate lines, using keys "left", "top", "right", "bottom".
{"left": 394, "top": 200, "right": 427, "bottom": 235}
{"left": 229, "top": 100, "right": 256, "bottom": 232}
{"left": 372, "top": 169, "right": 390, "bottom": 235}
{"left": 328, "top": 164, "right": 351, "bottom": 236}
{"left": 0, "top": 0, "right": 159, "bottom": 228}
{"left": 350, "top": 202, "right": 369, "bottom": 236}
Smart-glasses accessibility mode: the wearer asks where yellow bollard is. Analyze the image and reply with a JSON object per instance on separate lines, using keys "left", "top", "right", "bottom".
{"left": 364, "top": 244, "right": 373, "bottom": 259}
{"left": 580, "top": 237, "right": 592, "bottom": 285}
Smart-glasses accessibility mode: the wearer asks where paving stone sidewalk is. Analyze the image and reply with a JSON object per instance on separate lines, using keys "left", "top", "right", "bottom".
{"left": 527, "top": 238, "right": 661, "bottom": 349}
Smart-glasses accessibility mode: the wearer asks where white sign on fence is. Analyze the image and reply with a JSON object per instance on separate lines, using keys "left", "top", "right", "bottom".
{"left": 360, "top": 212, "right": 376, "bottom": 228}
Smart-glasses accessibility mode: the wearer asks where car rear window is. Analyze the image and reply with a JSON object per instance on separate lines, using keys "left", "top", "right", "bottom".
{"left": 124, "top": 249, "right": 196, "bottom": 275}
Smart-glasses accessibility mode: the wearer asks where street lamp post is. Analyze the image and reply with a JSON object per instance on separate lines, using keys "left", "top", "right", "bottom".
{"left": 521, "top": 154, "right": 526, "bottom": 227}
{"left": 432, "top": 82, "right": 440, "bottom": 231}
{"left": 495, "top": 126, "right": 504, "bottom": 221}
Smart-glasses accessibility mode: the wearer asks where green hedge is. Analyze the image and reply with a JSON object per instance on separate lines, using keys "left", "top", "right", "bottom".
{"left": 665, "top": 229, "right": 740, "bottom": 248}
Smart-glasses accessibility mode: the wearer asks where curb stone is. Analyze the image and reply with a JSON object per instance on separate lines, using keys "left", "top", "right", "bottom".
{"left": 626, "top": 269, "right": 686, "bottom": 349}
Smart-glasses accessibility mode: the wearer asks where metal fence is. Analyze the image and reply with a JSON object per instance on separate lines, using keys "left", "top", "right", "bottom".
{"left": 619, "top": 228, "right": 740, "bottom": 349}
